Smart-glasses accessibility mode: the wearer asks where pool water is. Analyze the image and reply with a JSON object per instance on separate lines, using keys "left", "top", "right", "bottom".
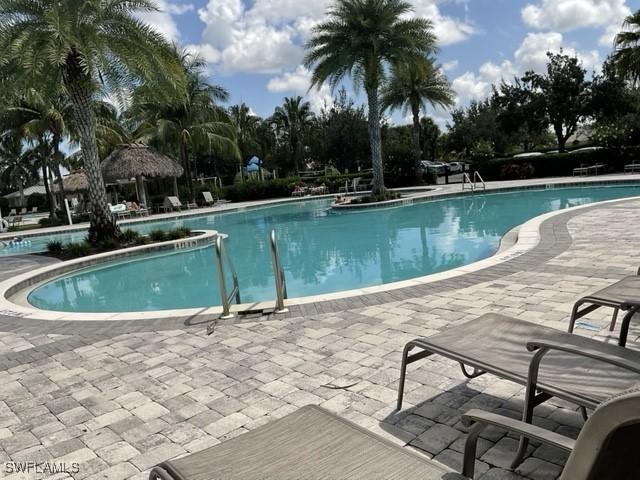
{"left": 25, "top": 185, "right": 640, "bottom": 312}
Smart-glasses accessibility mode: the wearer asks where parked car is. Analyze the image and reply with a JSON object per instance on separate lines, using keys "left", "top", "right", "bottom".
{"left": 420, "top": 160, "right": 446, "bottom": 175}
{"left": 447, "top": 162, "right": 470, "bottom": 173}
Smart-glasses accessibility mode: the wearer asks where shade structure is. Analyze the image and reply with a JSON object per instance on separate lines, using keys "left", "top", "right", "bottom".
{"left": 101, "top": 143, "right": 184, "bottom": 207}
{"left": 57, "top": 170, "right": 89, "bottom": 193}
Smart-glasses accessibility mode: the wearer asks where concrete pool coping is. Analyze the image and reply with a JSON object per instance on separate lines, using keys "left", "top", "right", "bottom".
{"left": 2, "top": 185, "right": 640, "bottom": 323}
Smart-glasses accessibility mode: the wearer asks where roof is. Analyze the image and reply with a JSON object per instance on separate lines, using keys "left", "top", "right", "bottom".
{"left": 3, "top": 184, "right": 46, "bottom": 199}
{"left": 101, "top": 143, "right": 184, "bottom": 181}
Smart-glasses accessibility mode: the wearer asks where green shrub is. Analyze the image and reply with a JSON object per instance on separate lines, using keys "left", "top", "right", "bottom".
{"left": 71, "top": 212, "right": 90, "bottom": 224}
{"left": 472, "top": 146, "right": 640, "bottom": 181}
{"left": 27, "top": 193, "right": 47, "bottom": 210}
{"left": 65, "top": 241, "right": 92, "bottom": 258}
{"left": 38, "top": 217, "right": 64, "bottom": 228}
{"left": 223, "top": 178, "right": 298, "bottom": 202}
{"left": 46, "top": 241, "right": 63, "bottom": 255}
{"left": 121, "top": 229, "right": 140, "bottom": 243}
{"left": 98, "top": 237, "right": 119, "bottom": 251}
{"left": 134, "top": 235, "right": 149, "bottom": 246}
{"left": 149, "top": 229, "right": 167, "bottom": 242}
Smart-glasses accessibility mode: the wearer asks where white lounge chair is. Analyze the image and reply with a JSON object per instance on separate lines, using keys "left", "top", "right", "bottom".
{"left": 202, "top": 191, "right": 216, "bottom": 206}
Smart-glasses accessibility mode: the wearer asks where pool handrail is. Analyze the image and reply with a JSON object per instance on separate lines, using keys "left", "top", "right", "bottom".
{"left": 270, "top": 229, "right": 288, "bottom": 314}
{"left": 214, "top": 234, "right": 241, "bottom": 319}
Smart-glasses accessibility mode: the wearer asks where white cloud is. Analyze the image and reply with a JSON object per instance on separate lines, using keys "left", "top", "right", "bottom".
{"left": 442, "top": 60, "right": 459, "bottom": 72}
{"left": 521, "top": 0, "right": 630, "bottom": 46}
{"left": 194, "top": 0, "right": 472, "bottom": 75}
{"left": 267, "top": 66, "right": 333, "bottom": 113}
{"left": 137, "top": 0, "right": 194, "bottom": 42}
{"left": 451, "top": 31, "right": 600, "bottom": 105}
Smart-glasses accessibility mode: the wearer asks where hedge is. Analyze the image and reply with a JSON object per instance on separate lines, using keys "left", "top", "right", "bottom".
{"left": 472, "top": 146, "right": 640, "bottom": 181}
{"left": 223, "top": 178, "right": 299, "bottom": 202}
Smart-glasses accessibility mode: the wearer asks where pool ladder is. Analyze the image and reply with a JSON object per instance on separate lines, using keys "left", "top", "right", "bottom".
{"left": 270, "top": 229, "right": 288, "bottom": 313}
{"left": 462, "top": 171, "right": 486, "bottom": 192}
{"left": 214, "top": 234, "right": 241, "bottom": 320}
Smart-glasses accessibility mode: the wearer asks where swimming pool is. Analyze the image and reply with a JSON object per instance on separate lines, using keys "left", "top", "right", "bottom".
{"left": 23, "top": 184, "right": 640, "bottom": 313}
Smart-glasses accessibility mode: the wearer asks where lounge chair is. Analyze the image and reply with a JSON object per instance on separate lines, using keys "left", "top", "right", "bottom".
{"left": 202, "top": 191, "right": 216, "bottom": 206}
{"left": 396, "top": 313, "right": 640, "bottom": 463}
{"left": 292, "top": 185, "right": 306, "bottom": 197}
{"left": 149, "top": 396, "right": 640, "bottom": 480}
{"left": 461, "top": 385, "right": 640, "bottom": 478}
{"left": 8, "top": 209, "right": 16, "bottom": 216}
{"left": 149, "top": 405, "right": 460, "bottom": 480}
{"left": 572, "top": 164, "right": 588, "bottom": 176}
{"left": 7, "top": 215, "right": 22, "bottom": 227}
{"left": 19, "top": 207, "right": 27, "bottom": 215}
{"left": 164, "top": 196, "right": 183, "bottom": 212}
{"left": 625, "top": 160, "right": 640, "bottom": 173}
{"left": 568, "top": 267, "right": 640, "bottom": 346}
{"left": 30, "top": 207, "right": 38, "bottom": 215}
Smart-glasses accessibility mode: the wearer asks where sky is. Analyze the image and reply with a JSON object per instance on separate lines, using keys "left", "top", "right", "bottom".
{"left": 139, "top": 0, "right": 634, "bottom": 128}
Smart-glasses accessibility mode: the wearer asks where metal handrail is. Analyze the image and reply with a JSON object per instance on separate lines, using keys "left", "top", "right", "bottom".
{"left": 269, "top": 229, "right": 288, "bottom": 313}
{"left": 473, "top": 171, "right": 486, "bottom": 190}
{"left": 214, "top": 234, "right": 241, "bottom": 319}
{"left": 462, "top": 172, "right": 475, "bottom": 191}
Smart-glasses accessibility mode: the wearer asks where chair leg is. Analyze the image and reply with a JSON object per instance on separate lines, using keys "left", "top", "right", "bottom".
{"left": 619, "top": 306, "right": 640, "bottom": 348}
{"left": 396, "top": 343, "right": 414, "bottom": 411}
{"left": 568, "top": 301, "right": 582, "bottom": 333}
{"left": 609, "top": 308, "right": 619, "bottom": 332}
{"left": 462, "top": 422, "right": 484, "bottom": 478}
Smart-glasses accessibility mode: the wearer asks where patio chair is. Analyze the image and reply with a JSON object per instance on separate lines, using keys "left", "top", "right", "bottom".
{"left": 30, "top": 207, "right": 38, "bottom": 215}
{"left": 460, "top": 385, "right": 640, "bottom": 478}
{"left": 572, "top": 164, "right": 588, "bottom": 176}
{"left": 202, "top": 191, "right": 216, "bottom": 206}
{"left": 396, "top": 313, "right": 640, "bottom": 465}
{"left": 7, "top": 215, "right": 22, "bottom": 227}
{"left": 164, "top": 196, "right": 183, "bottom": 212}
{"left": 149, "top": 405, "right": 462, "bottom": 480}
{"left": 625, "top": 160, "right": 640, "bottom": 173}
{"left": 19, "top": 207, "right": 27, "bottom": 215}
{"left": 568, "top": 266, "right": 640, "bottom": 347}
{"left": 8, "top": 209, "right": 16, "bottom": 216}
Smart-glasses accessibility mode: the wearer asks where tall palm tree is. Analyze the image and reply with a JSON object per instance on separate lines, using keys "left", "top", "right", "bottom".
{"left": 305, "top": 0, "right": 437, "bottom": 195}
{"left": 130, "top": 49, "right": 238, "bottom": 201}
{"left": 272, "top": 96, "right": 313, "bottom": 175}
{"left": 229, "top": 103, "right": 259, "bottom": 181}
{"left": 382, "top": 60, "right": 453, "bottom": 172}
{"left": 0, "top": 0, "right": 184, "bottom": 241}
{"left": 614, "top": 10, "right": 640, "bottom": 85}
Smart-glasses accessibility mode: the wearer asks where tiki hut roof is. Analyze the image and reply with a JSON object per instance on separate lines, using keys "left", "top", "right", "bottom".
{"left": 101, "top": 143, "right": 184, "bottom": 182}
{"left": 57, "top": 170, "right": 89, "bottom": 193}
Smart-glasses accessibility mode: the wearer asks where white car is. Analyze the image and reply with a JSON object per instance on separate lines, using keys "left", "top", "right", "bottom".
{"left": 421, "top": 161, "right": 446, "bottom": 175}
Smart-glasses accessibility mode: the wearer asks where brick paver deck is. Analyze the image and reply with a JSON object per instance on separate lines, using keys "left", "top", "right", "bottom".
{"left": 0, "top": 198, "right": 638, "bottom": 479}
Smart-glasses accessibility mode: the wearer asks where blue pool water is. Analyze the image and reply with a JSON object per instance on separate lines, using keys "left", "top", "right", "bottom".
{"left": 23, "top": 185, "right": 640, "bottom": 312}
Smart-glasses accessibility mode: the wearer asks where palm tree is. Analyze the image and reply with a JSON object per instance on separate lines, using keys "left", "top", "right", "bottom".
{"left": 130, "top": 49, "right": 238, "bottom": 201}
{"left": 229, "top": 103, "right": 260, "bottom": 180}
{"left": 0, "top": 134, "right": 34, "bottom": 208}
{"left": 272, "top": 96, "right": 313, "bottom": 175}
{"left": 382, "top": 60, "right": 453, "bottom": 173}
{"left": 305, "top": 0, "right": 437, "bottom": 195}
{"left": 0, "top": 0, "right": 184, "bottom": 241}
{"left": 614, "top": 10, "right": 640, "bottom": 85}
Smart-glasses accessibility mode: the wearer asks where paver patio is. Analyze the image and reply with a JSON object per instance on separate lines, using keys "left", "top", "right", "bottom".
{"left": 0, "top": 197, "right": 638, "bottom": 479}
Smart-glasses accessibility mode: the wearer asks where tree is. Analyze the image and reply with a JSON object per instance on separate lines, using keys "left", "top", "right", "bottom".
{"left": 381, "top": 59, "right": 453, "bottom": 171}
{"left": 0, "top": 134, "right": 34, "bottom": 207}
{"left": 492, "top": 80, "right": 548, "bottom": 152}
{"left": 130, "top": 49, "right": 238, "bottom": 201}
{"left": 272, "top": 96, "right": 314, "bottom": 175}
{"left": 305, "top": 0, "right": 436, "bottom": 195}
{"left": 419, "top": 117, "right": 441, "bottom": 161}
{"left": 522, "top": 52, "right": 591, "bottom": 152}
{"left": 318, "top": 88, "right": 370, "bottom": 173}
{"left": 0, "top": 0, "right": 184, "bottom": 241}
{"left": 613, "top": 10, "right": 640, "bottom": 85}
{"left": 229, "top": 103, "right": 260, "bottom": 163}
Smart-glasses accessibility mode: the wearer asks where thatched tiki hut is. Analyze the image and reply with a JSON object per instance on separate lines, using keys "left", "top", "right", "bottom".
{"left": 55, "top": 170, "right": 89, "bottom": 211}
{"left": 101, "top": 144, "right": 184, "bottom": 208}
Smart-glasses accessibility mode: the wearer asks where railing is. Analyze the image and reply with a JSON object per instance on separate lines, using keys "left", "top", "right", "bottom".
{"left": 462, "top": 171, "right": 486, "bottom": 191}
{"left": 214, "top": 234, "right": 241, "bottom": 319}
{"left": 473, "top": 171, "right": 486, "bottom": 190}
{"left": 269, "top": 229, "right": 288, "bottom": 313}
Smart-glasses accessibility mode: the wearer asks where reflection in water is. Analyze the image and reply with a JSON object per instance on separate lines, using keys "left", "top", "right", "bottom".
{"left": 28, "top": 185, "right": 640, "bottom": 312}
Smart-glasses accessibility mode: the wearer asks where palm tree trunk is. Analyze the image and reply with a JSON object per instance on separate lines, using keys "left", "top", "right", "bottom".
{"left": 18, "top": 180, "right": 24, "bottom": 208}
{"left": 64, "top": 51, "right": 119, "bottom": 242}
{"left": 366, "top": 86, "right": 385, "bottom": 195}
{"left": 411, "top": 105, "right": 422, "bottom": 182}
{"left": 180, "top": 138, "right": 194, "bottom": 201}
{"left": 53, "top": 135, "right": 67, "bottom": 209}
{"left": 41, "top": 160, "right": 58, "bottom": 219}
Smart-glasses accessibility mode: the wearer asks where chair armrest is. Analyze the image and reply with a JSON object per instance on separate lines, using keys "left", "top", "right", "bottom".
{"left": 526, "top": 339, "right": 640, "bottom": 375}
{"left": 620, "top": 300, "right": 640, "bottom": 310}
{"left": 462, "top": 409, "right": 575, "bottom": 452}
